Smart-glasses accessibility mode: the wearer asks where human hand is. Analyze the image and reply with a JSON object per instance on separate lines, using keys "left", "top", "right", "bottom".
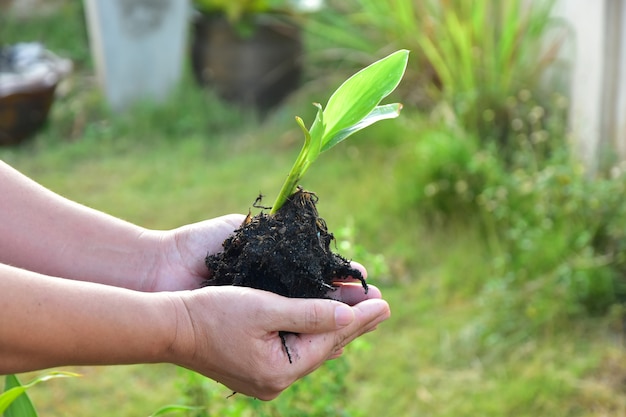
{"left": 149, "top": 215, "right": 380, "bottom": 307}
{"left": 148, "top": 214, "right": 246, "bottom": 291}
{"left": 165, "top": 285, "right": 390, "bottom": 400}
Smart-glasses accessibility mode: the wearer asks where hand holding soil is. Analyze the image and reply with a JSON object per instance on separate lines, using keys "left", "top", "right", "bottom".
{"left": 123, "top": 206, "right": 389, "bottom": 399}
{"left": 168, "top": 284, "right": 389, "bottom": 400}
{"left": 200, "top": 51, "right": 407, "bottom": 366}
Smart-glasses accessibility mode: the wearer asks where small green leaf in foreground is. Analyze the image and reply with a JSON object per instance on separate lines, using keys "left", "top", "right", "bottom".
{"left": 1, "top": 372, "right": 81, "bottom": 416}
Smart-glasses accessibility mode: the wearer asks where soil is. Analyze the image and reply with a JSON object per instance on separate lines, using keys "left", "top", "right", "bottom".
{"left": 202, "top": 187, "right": 367, "bottom": 362}
{"left": 203, "top": 187, "right": 367, "bottom": 297}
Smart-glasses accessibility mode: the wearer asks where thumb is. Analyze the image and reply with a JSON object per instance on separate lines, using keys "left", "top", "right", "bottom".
{"left": 272, "top": 298, "right": 355, "bottom": 334}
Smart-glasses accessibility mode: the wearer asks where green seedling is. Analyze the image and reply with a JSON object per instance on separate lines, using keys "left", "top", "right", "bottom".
{"left": 204, "top": 50, "right": 409, "bottom": 364}
{"left": 270, "top": 49, "right": 409, "bottom": 214}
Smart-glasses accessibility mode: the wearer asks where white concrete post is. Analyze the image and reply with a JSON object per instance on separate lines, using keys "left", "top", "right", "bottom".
{"left": 555, "top": 0, "right": 626, "bottom": 171}
{"left": 553, "top": 0, "right": 606, "bottom": 172}
{"left": 84, "top": 0, "right": 190, "bottom": 111}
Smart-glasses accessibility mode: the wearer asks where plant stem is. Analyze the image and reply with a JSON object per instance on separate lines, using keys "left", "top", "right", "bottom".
{"left": 270, "top": 151, "right": 307, "bottom": 215}
{"left": 270, "top": 117, "right": 313, "bottom": 214}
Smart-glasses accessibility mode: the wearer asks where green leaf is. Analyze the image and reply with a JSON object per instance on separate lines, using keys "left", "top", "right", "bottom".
{"left": 313, "top": 49, "right": 409, "bottom": 148}
{"left": 2, "top": 375, "right": 37, "bottom": 417}
{"left": 321, "top": 103, "right": 403, "bottom": 152}
{"left": 0, "top": 372, "right": 80, "bottom": 416}
{"left": 270, "top": 49, "right": 409, "bottom": 213}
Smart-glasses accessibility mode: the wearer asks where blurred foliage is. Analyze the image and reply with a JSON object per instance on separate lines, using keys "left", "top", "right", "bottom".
{"left": 304, "top": 0, "right": 563, "bottom": 153}
{"left": 4, "top": 1, "right": 626, "bottom": 416}
{"left": 192, "top": 0, "right": 302, "bottom": 22}
{"left": 395, "top": 97, "right": 626, "bottom": 346}
{"left": 396, "top": 101, "right": 626, "bottom": 353}
{"left": 177, "top": 352, "right": 361, "bottom": 417}
{"left": 302, "top": 0, "right": 626, "bottom": 348}
{"left": 478, "top": 154, "right": 626, "bottom": 318}
{"left": 0, "top": 0, "right": 91, "bottom": 68}
{"left": 400, "top": 90, "right": 570, "bottom": 222}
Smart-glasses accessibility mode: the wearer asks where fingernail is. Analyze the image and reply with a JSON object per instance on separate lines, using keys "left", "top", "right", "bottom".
{"left": 335, "top": 304, "right": 355, "bottom": 327}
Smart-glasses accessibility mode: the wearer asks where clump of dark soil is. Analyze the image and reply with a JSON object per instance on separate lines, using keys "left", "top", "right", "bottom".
{"left": 203, "top": 188, "right": 367, "bottom": 299}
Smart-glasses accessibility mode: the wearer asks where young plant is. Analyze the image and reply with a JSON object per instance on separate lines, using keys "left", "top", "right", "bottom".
{"left": 270, "top": 49, "right": 409, "bottom": 214}
{"left": 204, "top": 50, "right": 409, "bottom": 362}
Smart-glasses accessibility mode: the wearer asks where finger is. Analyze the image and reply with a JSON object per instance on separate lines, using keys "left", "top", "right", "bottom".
{"left": 328, "top": 347, "right": 344, "bottom": 360}
{"left": 269, "top": 297, "right": 355, "bottom": 334}
{"left": 286, "top": 298, "right": 390, "bottom": 366}
{"left": 349, "top": 261, "right": 368, "bottom": 280}
{"left": 331, "top": 299, "right": 390, "bottom": 349}
{"left": 327, "top": 283, "right": 383, "bottom": 305}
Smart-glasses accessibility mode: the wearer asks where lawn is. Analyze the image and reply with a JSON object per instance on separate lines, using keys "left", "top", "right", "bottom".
{"left": 3, "top": 1, "right": 626, "bottom": 416}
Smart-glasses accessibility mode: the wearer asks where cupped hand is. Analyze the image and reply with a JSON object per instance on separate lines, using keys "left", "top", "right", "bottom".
{"left": 148, "top": 214, "right": 246, "bottom": 291}
{"left": 166, "top": 286, "right": 390, "bottom": 400}
{"left": 149, "top": 215, "right": 381, "bottom": 307}
{"left": 152, "top": 215, "right": 389, "bottom": 398}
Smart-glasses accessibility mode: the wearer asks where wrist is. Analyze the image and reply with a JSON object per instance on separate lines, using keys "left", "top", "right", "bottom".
{"left": 132, "top": 229, "right": 167, "bottom": 292}
{"left": 157, "top": 291, "right": 199, "bottom": 368}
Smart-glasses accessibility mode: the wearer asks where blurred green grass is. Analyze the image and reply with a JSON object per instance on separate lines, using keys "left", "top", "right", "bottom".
{"left": 4, "top": 1, "right": 626, "bottom": 416}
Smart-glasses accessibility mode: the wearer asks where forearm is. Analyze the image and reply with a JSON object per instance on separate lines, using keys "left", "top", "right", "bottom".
{"left": 0, "top": 263, "right": 176, "bottom": 373}
{"left": 0, "top": 262, "right": 391, "bottom": 399}
{"left": 0, "top": 160, "right": 160, "bottom": 290}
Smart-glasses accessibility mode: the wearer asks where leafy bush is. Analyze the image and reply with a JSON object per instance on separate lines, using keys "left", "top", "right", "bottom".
{"left": 408, "top": 113, "right": 625, "bottom": 315}
{"left": 305, "top": 0, "right": 562, "bottom": 152}
{"left": 396, "top": 103, "right": 624, "bottom": 343}
{"left": 396, "top": 123, "right": 501, "bottom": 224}
{"left": 414, "top": 0, "right": 560, "bottom": 141}
{"left": 453, "top": 160, "right": 626, "bottom": 361}
{"left": 398, "top": 89, "right": 569, "bottom": 220}
{"left": 480, "top": 155, "right": 626, "bottom": 313}
{"left": 398, "top": 125, "right": 626, "bottom": 356}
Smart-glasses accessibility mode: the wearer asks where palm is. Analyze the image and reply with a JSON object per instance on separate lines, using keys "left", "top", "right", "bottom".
{"left": 151, "top": 214, "right": 245, "bottom": 292}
